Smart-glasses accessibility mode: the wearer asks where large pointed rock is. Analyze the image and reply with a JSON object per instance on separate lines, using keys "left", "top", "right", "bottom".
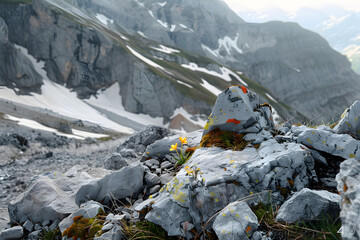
{"left": 202, "top": 85, "right": 274, "bottom": 137}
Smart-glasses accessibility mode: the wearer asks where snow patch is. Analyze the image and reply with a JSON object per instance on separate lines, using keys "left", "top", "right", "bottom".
{"left": 134, "top": 0, "right": 144, "bottom": 7}
{"left": 322, "top": 15, "right": 350, "bottom": 30}
{"left": 86, "top": 83, "right": 164, "bottom": 127}
{"left": 148, "top": 10, "right": 155, "bottom": 18}
{"left": 137, "top": 31, "right": 148, "bottom": 38}
{"left": 265, "top": 93, "right": 278, "bottom": 103}
{"left": 179, "top": 24, "right": 194, "bottom": 32}
{"left": 151, "top": 45, "right": 180, "bottom": 54}
{"left": 202, "top": 33, "right": 243, "bottom": 56}
{"left": 126, "top": 45, "right": 165, "bottom": 71}
{"left": 158, "top": 1, "right": 167, "bottom": 7}
{"left": 170, "top": 24, "right": 176, "bottom": 32}
{"left": 171, "top": 107, "right": 207, "bottom": 128}
{"left": 157, "top": 19, "right": 168, "bottom": 29}
{"left": 181, "top": 62, "right": 243, "bottom": 83}
{"left": 119, "top": 34, "right": 129, "bottom": 41}
{"left": 95, "top": 13, "right": 114, "bottom": 25}
{"left": 201, "top": 79, "right": 222, "bottom": 96}
{"left": 7, "top": 45, "right": 134, "bottom": 134}
{"left": 176, "top": 80, "right": 193, "bottom": 89}
{"left": 293, "top": 67, "right": 301, "bottom": 72}
{"left": 4, "top": 114, "right": 108, "bottom": 140}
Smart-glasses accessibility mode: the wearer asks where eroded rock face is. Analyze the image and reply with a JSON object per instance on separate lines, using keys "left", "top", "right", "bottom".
{"left": 143, "top": 139, "right": 316, "bottom": 236}
{"left": 276, "top": 188, "right": 340, "bottom": 223}
{"left": 334, "top": 100, "right": 360, "bottom": 140}
{"left": 202, "top": 85, "right": 274, "bottom": 137}
{"left": 336, "top": 158, "right": 360, "bottom": 240}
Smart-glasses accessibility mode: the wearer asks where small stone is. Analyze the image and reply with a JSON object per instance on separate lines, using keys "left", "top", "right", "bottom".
{"left": 0, "top": 226, "right": 24, "bottom": 240}
{"left": 149, "top": 185, "right": 161, "bottom": 195}
{"left": 23, "top": 220, "right": 34, "bottom": 232}
{"left": 49, "top": 220, "right": 59, "bottom": 230}
{"left": 160, "top": 161, "right": 173, "bottom": 169}
{"left": 145, "top": 173, "right": 161, "bottom": 188}
{"left": 42, "top": 219, "right": 50, "bottom": 227}
{"left": 112, "top": 214, "right": 126, "bottom": 224}
{"left": 159, "top": 173, "right": 175, "bottom": 185}
{"left": 34, "top": 224, "right": 41, "bottom": 231}
{"left": 28, "top": 230, "right": 41, "bottom": 240}
{"left": 104, "top": 153, "right": 129, "bottom": 170}
{"left": 101, "top": 223, "right": 114, "bottom": 232}
{"left": 105, "top": 213, "right": 115, "bottom": 222}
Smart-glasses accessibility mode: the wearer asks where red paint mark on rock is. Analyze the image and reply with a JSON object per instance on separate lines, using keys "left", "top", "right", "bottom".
{"left": 241, "top": 86, "right": 248, "bottom": 94}
{"left": 226, "top": 119, "right": 241, "bottom": 124}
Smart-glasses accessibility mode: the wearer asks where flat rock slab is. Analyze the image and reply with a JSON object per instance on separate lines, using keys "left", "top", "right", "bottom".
{"left": 144, "top": 139, "right": 316, "bottom": 236}
{"left": 297, "top": 128, "right": 360, "bottom": 160}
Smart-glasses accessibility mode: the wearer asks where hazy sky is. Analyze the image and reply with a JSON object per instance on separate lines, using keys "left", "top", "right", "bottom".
{"left": 223, "top": 0, "right": 360, "bottom": 12}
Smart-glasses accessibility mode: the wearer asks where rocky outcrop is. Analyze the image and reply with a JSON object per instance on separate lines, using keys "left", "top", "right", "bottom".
{"left": 276, "top": 188, "right": 341, "bottom": 223}
{"left": 0, "top": 17, "right": 42, "bottom": 94}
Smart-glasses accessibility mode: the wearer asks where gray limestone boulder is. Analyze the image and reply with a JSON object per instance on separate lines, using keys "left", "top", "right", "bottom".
{"left": 213, "top": 201, "right": 258, "bottom": 240}
{"left": 8, "top": 166, "right": 110, "bottom": 224}
{"left": 0, "top": 226, "right": 23, "bottom": 240}
{"left": 336, "top": 158, "right": 360, "bottom": 240}
{"left": 144, "top": 139, "right": 316, "bottom": 236}
{"left": 104, "top": 153, "right": 129, "bottom": 170}
{"left": 296, "top": 128, "right": 360, "bottom": 160}
{"left": 75, "top": 164, "right": 145, "bottom": 205}
{"left": 59, "top": 200, "right": 104, "bottom": 233}
{"left": 276, "top": 188, "right": 341, "bottom": 223}
{"left": 143, "top": 130, "right": 202, "bottom": 160}
{"left": 334, "top": 101, "right": 360, "bottom": 140}
{"left": 202, "top": 85, "right": 274, "bottom": 137}
{"left": 118, "top": 125, "right": 170, "bottom": 156}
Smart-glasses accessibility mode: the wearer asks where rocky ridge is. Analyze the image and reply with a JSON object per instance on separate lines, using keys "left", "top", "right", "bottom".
{"left": 1, "top": 86, "right": 360, "bottom": 240}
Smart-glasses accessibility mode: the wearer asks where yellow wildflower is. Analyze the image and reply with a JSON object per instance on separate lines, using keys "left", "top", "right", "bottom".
{"left": 185, "top": 166, "right": 193, "bottom": 174}
{"left": 179, "top": 137, "right": 187, "bottom": 144}
{"left": 170, "top": 143, "right": 178, "bottom": 151}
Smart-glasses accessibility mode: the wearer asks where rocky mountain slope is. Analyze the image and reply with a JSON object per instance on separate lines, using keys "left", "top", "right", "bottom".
{"left": 0, "top": 0, "right": 303, "bottom": 135}
{"left": 239, "top": 6, "right": 360, "bottom": 74}
{"left": 61, "top": 0, "right": 360, "bottom": 121}
{"left": 0, "top": 0, "right": 359, "bottom": 130}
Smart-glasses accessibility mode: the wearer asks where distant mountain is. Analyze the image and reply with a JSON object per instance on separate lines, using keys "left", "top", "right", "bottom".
{"left": 238, "top": 5, "right": 360, "bottom": 74}
{"left": 0, "top": 0, "right": 359, "bottom": 132}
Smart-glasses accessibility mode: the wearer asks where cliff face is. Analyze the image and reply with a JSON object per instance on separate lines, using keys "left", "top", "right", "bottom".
{"left": 0, "top": 17, "right": 42, "bottom": 94}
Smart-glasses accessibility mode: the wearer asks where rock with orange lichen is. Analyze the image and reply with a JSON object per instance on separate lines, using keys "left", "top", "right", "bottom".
{"left": 202, "top": 85, "right": 274, "bottom": 138}
{"left": 213, "top": 201, "right": 258, "bottom": 240}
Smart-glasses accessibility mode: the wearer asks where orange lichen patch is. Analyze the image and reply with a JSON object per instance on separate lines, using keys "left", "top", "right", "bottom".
{"left": 260, "top": 103, "right": 272, "bottom": 111}
{"left": 287, "top": 178, "right": 294, "bottom": 187}
{"left": 245, "top": 226, "right": 252, "bottom": 233}
{"left": 343, "top": 183, "right": 348, "bottom": 192}
{"left": 200, "top": 128, "right": 251, "bottom": 151}
{"left": 185, "top": 147, "right": 196, "bottom": 155}
{"left": 241, "top": 86, "right": 248, "bottom": 94}
{"left": 226, "top": 119, "right": 241, "bottom": 124}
